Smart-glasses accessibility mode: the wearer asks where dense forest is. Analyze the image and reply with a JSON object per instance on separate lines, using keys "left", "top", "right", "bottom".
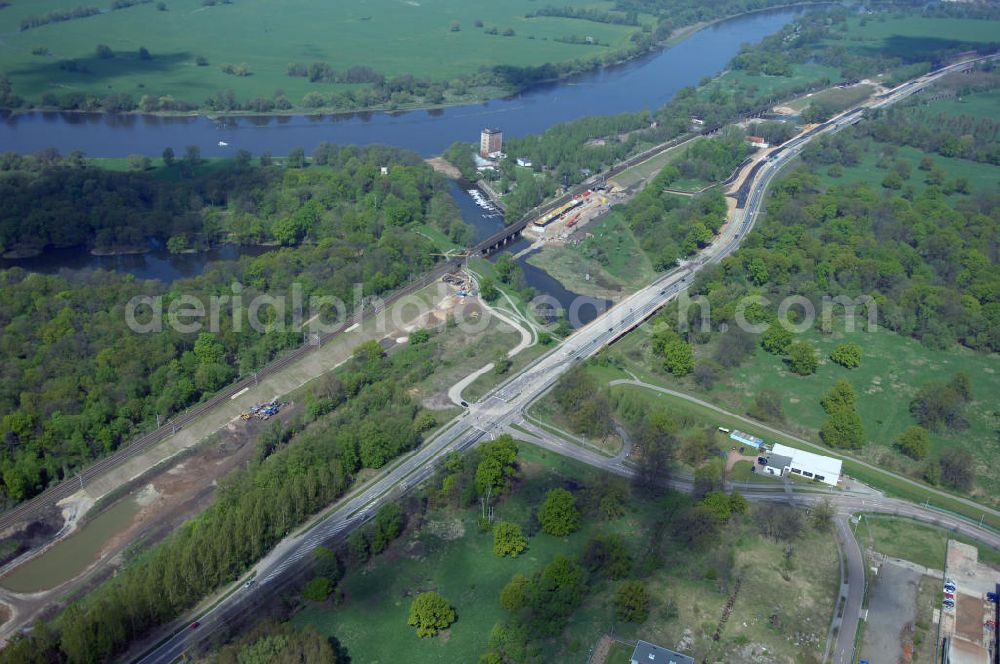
{"left": 684, "top": 162, "right": 999, "bottom": 352}
{"left": 627, "top": 183, "right": 728, "bottom": 270}
{"left": 0, "top": 145, "right": 470, "bottom": 256}
{"left": 0, "top": 333, "right": 441, "bottom": 664}
{"left": 0, "top": 148, "right": 466, "bottom": 505}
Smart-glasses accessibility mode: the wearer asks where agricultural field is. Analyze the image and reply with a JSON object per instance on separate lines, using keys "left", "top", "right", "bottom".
{"left": 921, "top": 88, "right": 1000, "bottom": 121}
{"left": 0, "top": 0, "right": 644, "bottom": 110}
{"left": 829, "top": 16, "right": 1000, "bottom": 61}
{"left": 294, "top": 443, "right": 840, "bottom": 664}
{"left": 603, "top": 321, "right": 1000, "bottom": 506}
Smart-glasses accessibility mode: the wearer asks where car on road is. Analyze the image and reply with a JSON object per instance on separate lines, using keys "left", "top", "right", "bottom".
{"left": 460, "top": 401, "right": 469, "bottom": 408}
{"left": 190, "top": 621, "right": 200, "bottom": 630}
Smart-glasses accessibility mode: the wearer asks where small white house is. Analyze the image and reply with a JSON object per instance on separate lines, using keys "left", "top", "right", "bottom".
{"left": 766, "top": 444, "right": 842, "bottom": 486}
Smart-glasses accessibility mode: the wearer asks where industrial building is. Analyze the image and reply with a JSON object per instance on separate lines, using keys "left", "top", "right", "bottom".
{"left": 630, "top": 640, "right": 694, "bottom": 664}
{"left": 760, "top": 443, "right": 842, "bottom": 486}
{"left": 480, "top": 128, "right": 503, "bottom": 157}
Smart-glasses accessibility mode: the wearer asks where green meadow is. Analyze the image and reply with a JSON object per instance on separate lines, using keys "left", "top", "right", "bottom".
{"left": 294, "top": 443, "right": 840, "bottom": 663}
{"left": 829, "top": 15, "right": 1000, "bottom": 60}
{"left": 921, "top": 88, "right": 1000, "bottom": 121}
{"left": 816, "top": 141, "right": 1000, "bottom": 194}
{"left": 0, "top": 0, "right": 643, "bottom": 108}
{"left": 604, "top": 320, "right": 1000, "bottom": 508}
{"left": 526, "top": 210, "right": 656, "bottom": 300}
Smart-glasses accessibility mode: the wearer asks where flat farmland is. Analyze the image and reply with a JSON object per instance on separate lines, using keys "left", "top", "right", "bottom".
{"left": 0, "top": 0, "right": 643, "bottom": 108}
{"left": 827, "top": 16, "right": 1000, "bottom": 60}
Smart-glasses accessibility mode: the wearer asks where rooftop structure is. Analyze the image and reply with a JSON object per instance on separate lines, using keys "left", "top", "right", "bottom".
{"left": 730, "top": 430, "right": 763, "bottom": 449}
{"left": 630, "top": 640, "right": 694, "bottom": 664}
{"left": 768, "top": 443, "right": 842, "bottom": 486}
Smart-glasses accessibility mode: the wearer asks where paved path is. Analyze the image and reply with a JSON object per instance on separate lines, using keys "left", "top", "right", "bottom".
{"left": 448, "top": 293, "right": 535, "bottom": 407}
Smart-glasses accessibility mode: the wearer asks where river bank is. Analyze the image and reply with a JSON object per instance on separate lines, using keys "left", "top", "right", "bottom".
{"left": 0, "top": 7, "right": 808, "bottom": 159}
{"left": 0, "top": 4, "right": 824, "bottom": 121}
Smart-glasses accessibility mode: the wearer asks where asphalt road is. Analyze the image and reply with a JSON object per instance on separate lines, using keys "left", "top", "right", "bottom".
{"left": 131, "top": 56, "right": 999, "bottom": 664}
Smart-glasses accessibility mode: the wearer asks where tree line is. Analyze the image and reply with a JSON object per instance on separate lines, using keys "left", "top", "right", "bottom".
{"left": 0, "top": 333, "right": 443, "bottom": 664}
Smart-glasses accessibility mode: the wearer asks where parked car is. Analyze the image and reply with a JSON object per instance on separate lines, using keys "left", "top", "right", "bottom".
{"left": 944, "top": 582, "right": 956, "bottom": 592}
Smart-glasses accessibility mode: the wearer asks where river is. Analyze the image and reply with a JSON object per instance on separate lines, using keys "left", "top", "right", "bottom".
{"left": 0, "top": 8, "right": 804, "bottom": 158}
{"left": 0, "top": 8, "right": 805, "bottom": 321}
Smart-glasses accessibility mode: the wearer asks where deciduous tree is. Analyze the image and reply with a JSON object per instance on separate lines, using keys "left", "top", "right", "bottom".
{"left": 408, "top": 592, "right": 456, "bottom": 638}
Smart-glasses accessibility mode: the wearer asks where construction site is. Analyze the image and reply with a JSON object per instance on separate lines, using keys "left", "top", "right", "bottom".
{"left": 521, "top": 188, "right": 614, "bottom": 248}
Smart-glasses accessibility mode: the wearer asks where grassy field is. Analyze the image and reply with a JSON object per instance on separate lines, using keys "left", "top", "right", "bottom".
{"left": 829, "top": 16, "right": 1000, "bottom": 61}
{"left": 293, "top": 442, "right": 840, "bottom": 663}
{"left": 713, "top": 63, "right": 843, "bottom": 100}
{"left": 605, "top": 641, "right": 634, "bottom": 663}
{"left": 603, "top": 318, "right": 1000, "bottom": 506}
{"left": 611, "top": 137, "right": 703, "bottom": 189}
{"left": 921, "top": 88, "right": 1000, "bottom": 121}
{"left": 814, "top": 141, "right": 1000, "bottom": 194}
{"left": 525, "top": 211, "right": 655, "bottom": 301}
{"left": 856, "top": 514, "right": 1000, "bottom": 570}
{"left": 0, "top": 0, "right": 643, "bottom": 109}
{"left": 783, "top": 83, "right": 875, "bottom": 114}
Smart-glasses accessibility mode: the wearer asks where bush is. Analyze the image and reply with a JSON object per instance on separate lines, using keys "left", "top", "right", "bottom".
{"left": 493, "top": 521, "right": 528, "bottom": 558}
{"left": 408, "top": 592, "right": 456, "bottom": 638}
{"left": 537, "top": 488, "right": 580, "bottom": 536}
{"left": 820, "top": 408, "right": 864, "bottom": 449}
{"left": 302, "top": 576, "right": 332, "bottom": 602}
{"left": 615, "top": 580, "right": 650, "bottom": 623}
{"left": 760, "top": 324, "right": 792, "bottom": 354}
{"left": 829, "top": 342, "right": 862, "bottom": 368}
{"left": 895, "top": 426, "right": 930, "bottom": 460}
{"left": 787, "top": 341, "right": 817, "bottom": 375}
